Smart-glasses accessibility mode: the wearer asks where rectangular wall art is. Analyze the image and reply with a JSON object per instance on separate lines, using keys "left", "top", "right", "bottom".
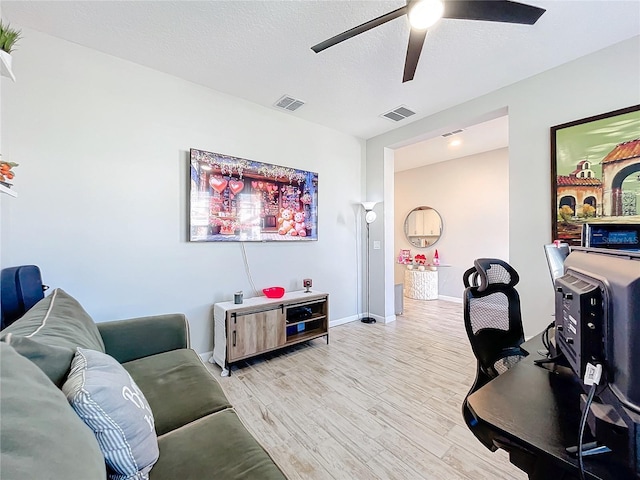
{"left": 550, "top": 105, "right": 640, "bottom": 245}
{"left": 189, "top": 149, "right": 318, "bottom": 242}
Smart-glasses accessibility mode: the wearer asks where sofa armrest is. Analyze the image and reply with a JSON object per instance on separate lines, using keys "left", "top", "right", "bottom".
{"left": 97, "top": 313, "right": 189, "bottom": 363}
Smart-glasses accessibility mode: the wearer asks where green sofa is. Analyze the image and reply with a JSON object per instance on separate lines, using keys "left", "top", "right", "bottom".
{"left": 0, "top": 289, "right": 286, "bottom": 480}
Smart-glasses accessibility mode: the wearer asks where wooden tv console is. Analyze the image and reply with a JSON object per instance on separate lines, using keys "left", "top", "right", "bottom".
{"left": 211, "top": 290, "right": 329, "bottom": 376}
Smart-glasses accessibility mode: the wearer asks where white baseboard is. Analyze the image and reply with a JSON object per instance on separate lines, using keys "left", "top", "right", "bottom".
{"left": 438, "top": 295, "right": 462, "bottom": 304}
{"left": 329, "top": 314, "right": 359, "bottom": 328}
{"left": 199, "top": 351, "right": 213, "bottom": 362}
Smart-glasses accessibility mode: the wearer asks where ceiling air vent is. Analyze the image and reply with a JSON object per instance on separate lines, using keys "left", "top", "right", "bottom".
{"left": 442, "top": 129, "right": 464, "bottom": 137}
{"left": 274, "top": 95, "right": 305, "bottom": 112}
{"left": 381, "top": 105, "right": 416, "bottom": 122}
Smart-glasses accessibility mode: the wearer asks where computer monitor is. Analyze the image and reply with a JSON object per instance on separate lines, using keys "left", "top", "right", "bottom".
{"left": 555, "top": 247, "right": 640, "bottom": 474}
{"left": 582, "top": 223, "right": 640, "bottom": 251}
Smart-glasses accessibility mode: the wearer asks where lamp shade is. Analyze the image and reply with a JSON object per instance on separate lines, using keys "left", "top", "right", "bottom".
{"left": 361, "top": 201, "right": 377, "bottom": 211}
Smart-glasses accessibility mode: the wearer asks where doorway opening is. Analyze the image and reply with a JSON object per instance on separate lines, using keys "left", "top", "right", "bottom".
{"left": 384, "top": 112, "right": 510, "bottom": 317}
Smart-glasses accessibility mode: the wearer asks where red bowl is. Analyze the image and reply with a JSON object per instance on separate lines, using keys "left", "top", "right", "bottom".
{"left": 263, "top": 287, "right": 285, "bottom": 298}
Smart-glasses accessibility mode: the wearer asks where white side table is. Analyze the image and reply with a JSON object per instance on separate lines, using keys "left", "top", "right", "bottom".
{"left": 404, "top": 269, "right": 438, "bottom": 300}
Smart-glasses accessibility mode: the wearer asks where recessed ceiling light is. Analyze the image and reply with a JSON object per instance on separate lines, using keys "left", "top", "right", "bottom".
{"left": 449, "top": 139, "right": 462, "bottom": 147}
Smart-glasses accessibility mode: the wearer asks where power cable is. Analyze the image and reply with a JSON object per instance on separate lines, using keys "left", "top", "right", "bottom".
{"left": 578, "top": 383, "right": 598, "bottom": 480}
{"left": 578, "top": 363, "right": 602, "bottom": 480}
{"left": 240, "top": 242, "right": 260, "bottom": 297}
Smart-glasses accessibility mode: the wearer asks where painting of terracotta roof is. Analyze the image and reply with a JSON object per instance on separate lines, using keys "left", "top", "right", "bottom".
{"left": 552, "top": 106, "right": 640, "bottom": 245}
{"left": 556, "top": 176, "right": 602, "bottom": 186}
{"left": 601, "top": 138, "right": 640, "bottom": 164}
{"left": 570, "top": 169, "right": 590, "bottom": 176}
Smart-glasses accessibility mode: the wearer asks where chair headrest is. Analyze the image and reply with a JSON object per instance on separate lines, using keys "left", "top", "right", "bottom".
{"left": 462, "top": 267, "right": 478, "bottom": 289}
{"left": 473, "top": 258, "right": 519, "bottom": 292}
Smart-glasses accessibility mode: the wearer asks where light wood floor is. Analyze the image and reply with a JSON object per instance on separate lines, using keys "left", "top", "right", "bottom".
{"left": 207, "top": 298, "right": 527, "bottom": 480}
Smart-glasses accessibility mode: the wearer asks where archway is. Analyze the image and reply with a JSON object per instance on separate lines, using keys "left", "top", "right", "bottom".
{"left": 559, "top": 195, "right": 576, "bottom": 214}
{"left": 584, "top": 196, "right": 596, "bottom": 207}
{"left": 608, "top": 163, "right": 640, "bottom": 216}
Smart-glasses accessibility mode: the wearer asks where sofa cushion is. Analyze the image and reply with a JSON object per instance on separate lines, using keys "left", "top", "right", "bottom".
{"left": 63, "top": 348, "right": 159, "bottom": 480}
{"left": 123, "top": 349, "right": 231, "bottom": 436}
{"left": 0, "top": 288, "right": 105, "bottom": 384}
{"left": 0, "top": 342, "right": 106, "bottom": 479}
{"left": 151, "top": 409, "right": 286, "bottom": 480}
{"left": 1, "top": 334, "right": 75, "bottom": 387}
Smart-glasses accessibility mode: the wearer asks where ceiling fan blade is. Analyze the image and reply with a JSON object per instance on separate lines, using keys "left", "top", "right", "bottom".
{"left": 403, "top": 28, "right": 428, "bottom": 83}
{"left": 311, "top": 5, "right": 408, "bottom": 53}
{"left": 443, "top": 0, "right": 545, "bottom": 25}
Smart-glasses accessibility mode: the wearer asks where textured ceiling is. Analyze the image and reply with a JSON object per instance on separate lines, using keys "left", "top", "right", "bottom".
{"left": 3, "top": 1, "right": 640, "bottom": 140}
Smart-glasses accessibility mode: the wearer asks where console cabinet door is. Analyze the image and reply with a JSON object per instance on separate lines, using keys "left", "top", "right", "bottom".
{"left": 228, "top": 309, "right": 285, "bottom": 361}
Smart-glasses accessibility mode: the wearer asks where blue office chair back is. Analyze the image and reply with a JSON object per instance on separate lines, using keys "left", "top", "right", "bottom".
{"left": 1, "top": 265, "right": 47, "bottom": 329}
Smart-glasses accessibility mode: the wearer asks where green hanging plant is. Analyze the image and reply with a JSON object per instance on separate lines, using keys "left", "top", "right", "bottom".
{"left": 0, "top": 21, "right": 22, "bottom": 54}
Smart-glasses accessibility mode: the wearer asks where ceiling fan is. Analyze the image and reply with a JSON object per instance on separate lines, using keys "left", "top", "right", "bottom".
{"left": 311, "top": 0, "right": 546, "bottom": 83}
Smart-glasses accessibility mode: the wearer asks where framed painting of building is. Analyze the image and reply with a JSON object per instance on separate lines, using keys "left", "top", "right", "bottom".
{"left": 550, "top": 105, "right": 640, "bottom": 245}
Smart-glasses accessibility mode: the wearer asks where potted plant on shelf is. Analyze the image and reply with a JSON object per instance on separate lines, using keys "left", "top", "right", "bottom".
{"left": 0, "top": 20, "right": 22, "bottom": 81}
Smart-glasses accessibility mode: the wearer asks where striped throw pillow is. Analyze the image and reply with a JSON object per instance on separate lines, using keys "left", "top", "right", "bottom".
{"left": 62, "top": 348, "right": 159, "bottom": 480}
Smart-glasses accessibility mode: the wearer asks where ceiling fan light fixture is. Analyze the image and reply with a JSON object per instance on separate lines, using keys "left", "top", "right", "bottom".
{"left": 408, "top": 0, "right": 444, "bottom": 30}
{"left": 311, "top": 0, "right": 545, "bottom": 84}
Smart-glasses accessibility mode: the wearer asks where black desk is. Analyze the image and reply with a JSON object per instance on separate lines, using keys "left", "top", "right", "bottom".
{"left": 467, "top": 334, "right": 634, "bottom": 480}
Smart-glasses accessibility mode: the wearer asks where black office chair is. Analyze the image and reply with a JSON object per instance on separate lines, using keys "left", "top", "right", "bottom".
{"left": 461, "top": 259, "right": 580, "bottom": 479}
{"left": 461, "top": 258, "right": 528, "bottom": 450}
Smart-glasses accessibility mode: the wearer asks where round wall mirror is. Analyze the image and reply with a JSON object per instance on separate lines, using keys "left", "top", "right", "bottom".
{"left": 403, "top": 206, "right": 443, "bottom": 248}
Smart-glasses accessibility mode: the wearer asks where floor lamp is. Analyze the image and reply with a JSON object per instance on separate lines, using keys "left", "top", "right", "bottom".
{"left": 361, "top": 202, "right": 377, "bottom": 324}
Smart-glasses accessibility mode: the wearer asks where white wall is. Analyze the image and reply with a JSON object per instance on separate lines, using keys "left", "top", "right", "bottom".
{"left": 0, "top": 29, "right": 365, "bottom": 354}
{"left": 395, "top": 148, "right": 509, "bottom": 298}
{"left": 0, "top": 1, "right": 5, "bottom": 266}
{"left": 367, "top": 36, "right": 640, "bottom": 336}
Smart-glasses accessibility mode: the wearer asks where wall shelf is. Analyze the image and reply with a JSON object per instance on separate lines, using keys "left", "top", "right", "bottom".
{"left": 0, "top": 51, "right": 16, "bottom": 82}
{"left": 0, "top": 184, "right": 17, "bottom": 197}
